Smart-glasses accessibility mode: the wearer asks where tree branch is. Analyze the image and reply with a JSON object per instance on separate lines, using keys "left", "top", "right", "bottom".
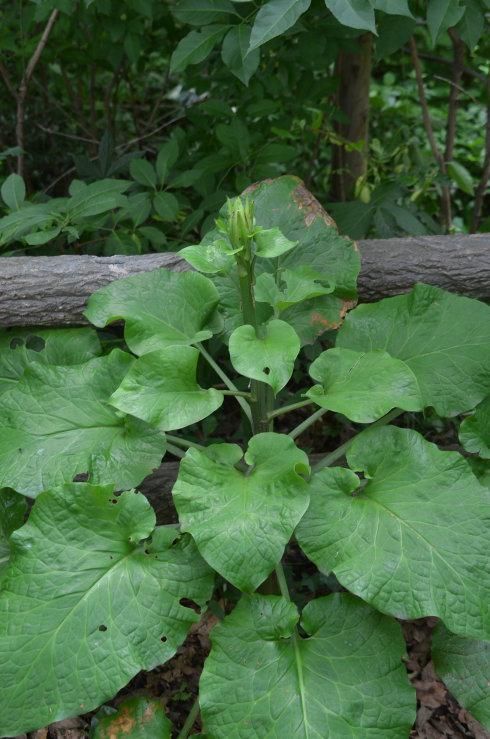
{"left": 409, "top": 36, "right": 451, "bottom": 231}
{"left": 16, "top": 9, "right": 60, "bottom": 177}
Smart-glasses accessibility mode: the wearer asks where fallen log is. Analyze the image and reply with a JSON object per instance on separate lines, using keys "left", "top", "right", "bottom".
{"left": 0, "top": 233, "right": 489, "bottom": 326}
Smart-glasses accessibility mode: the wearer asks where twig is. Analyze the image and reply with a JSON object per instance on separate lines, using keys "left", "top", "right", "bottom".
{"left": 0, "top": 60, "right": 17, "bottom": 99}
{"left": 409, "top": 36, "right": 451, "bottom": 231}
{"left": 402, "top": 47, "right": 485, "bottom": 82}
{"left": 36, "top": 124, "right": 98, "bottom": 145}
{"left": 16, "top": 9, "right": 60, "bottom": 176}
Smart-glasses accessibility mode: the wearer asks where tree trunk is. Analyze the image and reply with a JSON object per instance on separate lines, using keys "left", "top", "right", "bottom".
{"left": 331, "top": 33, "right": 372, "bottom": 201}
{"left": 1, "top": 234, "right": 489, "bottom": 327}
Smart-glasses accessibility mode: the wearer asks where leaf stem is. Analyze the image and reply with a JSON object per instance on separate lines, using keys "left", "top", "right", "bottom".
{"left": 313, "top": 408, "right": 403, "bottom": 471}
{"left": 288, "top": 407, "right": 328, "bottom": 440}
{"left": 165, "top": 442, "right": 186, "bottom": 459}
{"left": 268, "top": 399, "right": 313, "bottom": 420}
{"left": 198, "top": 342, "right": 252, "bottom": 425}
{"left": 221, "top": 389, "right": 252, "bottom": 398}
{"left": 177, "top": 696, "right": 200, "bottom": 739}
{"left": 275, "top": 562, "right": 291, "bottom": 601}
{"left": 165, "top": 434, "right": 205, "bottom": 451}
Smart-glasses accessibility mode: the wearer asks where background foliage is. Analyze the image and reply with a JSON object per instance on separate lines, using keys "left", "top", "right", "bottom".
{"left": 0, "top": 0, "right": 489, "bottom": 256}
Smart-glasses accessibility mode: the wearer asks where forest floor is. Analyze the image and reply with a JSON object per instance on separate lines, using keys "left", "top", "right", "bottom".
{"left": 15, "top": 612, "right": 490, "bottom": 738}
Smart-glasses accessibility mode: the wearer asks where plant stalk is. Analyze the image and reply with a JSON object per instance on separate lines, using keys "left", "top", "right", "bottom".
{"left": 165, "top": 442, "right": 186, "bottom": 459}
{"left": 289, "top": 408, "right": 328, "bottom": 440}
{"left": 221, "top": 389, "right": 252, "bottom": 398}
{"left": 268, "top": 399, "right": 313, "bottom": 420}
{"left": 177, "top": 697, "right": 200, "bottom": 739}
{"left": 198, "top": 343, "right": 252, "bottom": 425}
{"left": 275, "top": 563, "right": 291, "bottom": 601}
{"left": 165, "top": 434, "right": 205, "bottom": 451}
{"left": 313, "top": 408, "right": 403, "bottom": 471}
{"left": 236, "top": 254, "right": 274, "bottom": 434}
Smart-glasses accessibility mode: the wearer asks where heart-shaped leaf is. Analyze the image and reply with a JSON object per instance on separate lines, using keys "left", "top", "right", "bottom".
{"left": 255, "top": 266, "right": 334, "bottom": 313}
{"left": 200, "top": 593, "right": 415, "bottom": 737}
{"left": 173, "top": 434, "right": 310, "bottom": 591}
{"left": 110, "top": 346, "right": 224, "bottom": 431}
{"left": 0, "top": 484, "right": 213, "bottom": 736}
{"left": 459, "top": 396, "right": 490, "bottom": 459}
{"left": 306, "top": 347, "right": 423, "bottom": 422}
{"left": 432, "top": 624, "right": 490, "bottom": 730}
{"left": 0, "top": 350, "right": 166, "bottom": 497}
{"left": 180, "top": 237, "right": 235, "bottom": 275}
{"left": 0, "top": 489, "right": 26, "bottom": 573}
{"left": 0, "top": 327, "right": 101, "bottom": 395}
{"left": 253, "top": 227, "right": 298, "bottom": 257}
{"left": 337, "top": 283, "right": 490, "bottom": 416}
{"left": 85, "top": 269, "right": 220, "bottom": 355}
{"left": 296, "top": 426, "right": 490, "bottom": 639}
{"left": 229, "top": 319, "right": 300, "bottom": 394}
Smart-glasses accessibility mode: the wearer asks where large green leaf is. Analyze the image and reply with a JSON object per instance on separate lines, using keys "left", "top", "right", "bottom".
{"left": 221, "top": 25, "right": 260, "bottom": 85}
{"left": 0, "top": 202, "right": 63, "bottom": 246}
{"left": 92, "top": 696, "right": 173, "bottom": 738}
{"left": 66, "top": 179, "right": 130, "bottom": 220}
{"left": 249, "top": 0, "right": 311, "bottom": 50}
{"left": 296, "top": 426, "right": 490, "bottom": 639}
{"left": 0, "top": 489, "right": 26, "bottom": 573}
{"left": 251, "top": 176, "right": 359, "bottom": 342}
{"left": 372, "top": 0, "right": 413, "bottom": 17}
{"left": 0, "top": 484, "right": 213, "bottom": 736}
{"left": 337, "top": 283, "right": 490, "bottom": 417}
{"left": 1, "top": 174, "right": 26, "bottom": 211}
{"left": 216, "top": 176, "right": 359, "bottom": 343}
{"left": 0, "top": 327, "right": 101, "bottom": 395}
{"left": 432, "top": 624, "right": 490, "bottom": 729}
{"left": 110, "top": 346, "right": 224, "bottom": 431}
{"left": 173, "top": 434, "right": 310, "bottom": 591}
{"left": 173, "top": 0, "right": 237, "bottom": 25}
{"left": 427, "top": 0, "right": 465, "bottom": 45}
{"left": 170, "top": 25, "right": 229, "bottom": 73}
{"left": 306, "top": 348, "right": 423, "bottom": 422}
{"left": 229, "top": 319, "right": 300, "bottom": 394}
{"left": 180, "top": 236, "right": 235, "bottom": 275}
{"left": 200, "top": 592, "right": 415, "bottom": 738}
{"left": 0, "top": 350, "right": 166, "bottom": 497}
{"left": 459, "top": 396, "right": 490, "bottom": 459}
{"left": 85, "top": 269, "right": 220, "bottom": 355}
{"left": 324, "top": 0, "right": 376, "bottom": 32}
{"left": 254, "top": 226, "right": 298, "bottom": 257}
{"left": 255, "top": 267, "right": 334, "bottom": 313}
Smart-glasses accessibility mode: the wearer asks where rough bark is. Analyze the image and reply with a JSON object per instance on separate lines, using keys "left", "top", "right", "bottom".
{"left": 0, "top": 234, "right": 489, "bottom": 326}
{"left": 331, "top": 33, "right": 372, "bottom": 201}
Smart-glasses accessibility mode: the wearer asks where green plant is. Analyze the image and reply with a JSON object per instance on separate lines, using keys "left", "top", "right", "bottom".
{"left": 1, "top": 175, "right": 490, "bottom": 736}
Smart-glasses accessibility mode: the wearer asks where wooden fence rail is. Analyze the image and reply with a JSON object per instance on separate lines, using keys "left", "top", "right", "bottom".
{"left": 0, "top": 233, "right": 489, "bottom": 326}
